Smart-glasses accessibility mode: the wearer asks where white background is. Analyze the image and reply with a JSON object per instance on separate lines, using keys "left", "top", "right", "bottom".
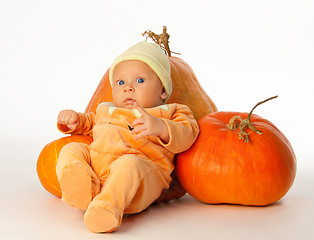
{"left": 1, "top": 0, "right": 313, "bottom": 239}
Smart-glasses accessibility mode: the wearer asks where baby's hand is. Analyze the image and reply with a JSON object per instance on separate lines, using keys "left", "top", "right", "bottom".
{"left": 130, "top": 103, "right": 169, "bottom": 143}
{"left": 58, "top": 110, "right": 80, "bottom": 131}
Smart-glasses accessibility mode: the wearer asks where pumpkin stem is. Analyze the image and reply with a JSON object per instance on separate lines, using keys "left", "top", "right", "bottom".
{"left": 142, "top": 26, "right": 180, "bottom": 57}
{"left": 226, "top": 95, "right": 278, "bottom": 142}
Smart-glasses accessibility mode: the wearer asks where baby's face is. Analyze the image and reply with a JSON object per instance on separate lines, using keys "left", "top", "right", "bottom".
{"left": 112, "top": 60, "right": 168, "bottom": 109}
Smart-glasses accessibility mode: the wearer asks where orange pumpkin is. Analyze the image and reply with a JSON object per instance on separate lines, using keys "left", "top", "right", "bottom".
{"left": 175, "top": 97, "right": 297, "bottom": 206}
{"left": 37, "top": 135, "right": 93, "bottom": 197}
{"left": 37, "top": 27, "right": 217, "bottom": 199}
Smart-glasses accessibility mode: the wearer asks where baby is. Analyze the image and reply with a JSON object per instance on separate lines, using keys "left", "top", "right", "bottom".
{"left": 56, "top": 41, "right": 199, "bottom": 233}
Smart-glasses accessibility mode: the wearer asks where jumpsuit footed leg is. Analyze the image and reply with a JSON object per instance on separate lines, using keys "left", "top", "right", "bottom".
{"left": 56, "top": 142, "right": 100, "bottom": 210}
{"left": 84, "top": 154, "right": 169, "bottom": 233}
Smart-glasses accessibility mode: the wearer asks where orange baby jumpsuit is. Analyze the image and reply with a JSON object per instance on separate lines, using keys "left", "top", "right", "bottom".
{"left": 56, "top": 103, "right": 199, "bottom": 233}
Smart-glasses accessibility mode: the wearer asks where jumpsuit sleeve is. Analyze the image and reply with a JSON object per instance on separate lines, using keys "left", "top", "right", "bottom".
{"left": 57, "top": 112, "right": 95, "bottom": 137}
{"left": 158, "top": 104, "right": 199, "bottom": 154}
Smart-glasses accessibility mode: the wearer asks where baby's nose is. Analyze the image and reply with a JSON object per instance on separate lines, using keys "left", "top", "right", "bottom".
{"left": 124, "top": 86, "right": 134, "bottom": 92}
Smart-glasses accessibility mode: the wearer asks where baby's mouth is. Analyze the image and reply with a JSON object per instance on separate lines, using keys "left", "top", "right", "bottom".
{"left": 123, "top": 98, "right": 136, "bottom": 105}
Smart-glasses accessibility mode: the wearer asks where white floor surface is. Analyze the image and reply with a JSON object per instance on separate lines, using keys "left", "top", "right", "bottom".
{"left": 1, "top": 136, "right": 313, "bottom": 240}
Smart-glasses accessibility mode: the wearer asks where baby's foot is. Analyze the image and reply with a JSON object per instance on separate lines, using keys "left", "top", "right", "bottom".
{"left": 84, "top": 206, "right": 121, "bottom": 233}
{"left": 58, "top": 162, "right": 93, "bottom": 210}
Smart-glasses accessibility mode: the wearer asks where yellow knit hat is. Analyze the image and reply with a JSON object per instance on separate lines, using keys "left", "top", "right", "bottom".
{"left": 109, "top": 41, "right": 172, "bottom": 99}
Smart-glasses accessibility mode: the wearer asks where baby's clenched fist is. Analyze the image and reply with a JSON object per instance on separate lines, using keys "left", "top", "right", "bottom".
{"left": 58, "top": 110, "right": 79, "bottom": 130}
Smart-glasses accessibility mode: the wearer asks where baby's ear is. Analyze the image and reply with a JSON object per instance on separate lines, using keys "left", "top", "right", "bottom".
{"left": 161, "top": 87, "right": 169, "bottom": 100}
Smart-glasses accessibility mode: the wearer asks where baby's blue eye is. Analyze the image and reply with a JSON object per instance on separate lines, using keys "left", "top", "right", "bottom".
{"left": 136, "top": 78, "right": 144, "bottom": 83}
{"left": 118, "top": 80, "right": 125, "bottom": 85}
